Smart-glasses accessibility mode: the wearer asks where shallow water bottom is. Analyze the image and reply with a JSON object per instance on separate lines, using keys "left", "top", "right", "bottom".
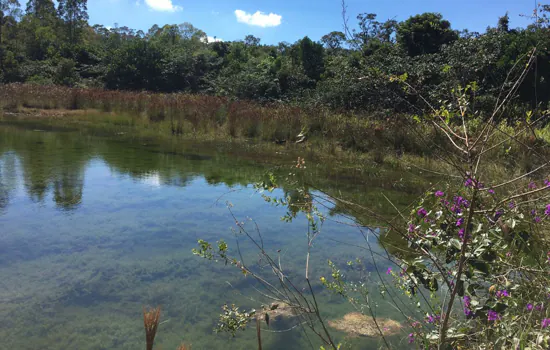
{"left": 0, "top": 125, "right": 417, "bottom": 349}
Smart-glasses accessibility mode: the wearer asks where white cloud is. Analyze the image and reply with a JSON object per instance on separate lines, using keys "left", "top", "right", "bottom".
{"left": 201, "top": 36, "right": 223, "bottom": 43}
{"left": 234, "top": 10, "right": 282, "bottom": 27}
{"left": 144, "top": 0, "right": 182, "bottom": 12}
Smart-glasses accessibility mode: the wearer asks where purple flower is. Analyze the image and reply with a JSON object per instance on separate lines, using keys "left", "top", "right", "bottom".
{"left": 527, "top": 303, "right": 534, "bottom": 311}
{"left": 456, "top": 218, "right": 464, "bottom": 227}
{"left": 458, "top": 228, "right": 465, "bottom": 240}
{"left": 535, "top": 216, "right": 542, "bottom": 223}
{"left": 487, "top": 310, "right": 500, "bottom": 321}
{"left": 417, "top": 208, "right": 427, "bottom": 217}
{"left": 542, "top": 318, "right": 550, "bottom": 329}
{"left": 545, "top": 179, "right": 550, "bottom": 187}
{"left": 465, "top": 178, "right": 474, "bottom": 187}
{"left": 496, "top": 290, "right": 509, "bottom": 299}
{"left": 451, "top": 205, "right": 462, "bottom": 214}
{"left": 529, "top": 181, "right": 537, "bottom": 190}
{"left": 545, "top": 204, "right": 550, "bottom": 216}
{"left": 509, "top": 201, "right": 516, "bottom": 209}
{"left": 435, "top": 191, "right": 445, "bottom": 197}
{"left": 408, "top": 333, "right": 414, "bottom": 344}
{"left": 536, "top": 304, "right": 544, "bottom": 311}
{"left": 488, "top": 188, "right": 495, "bottom": 194}
{"left": 463, "top": 296, "right": 473, "bottom": 316}
{"left": 386, "top": 267, "right": 392, "bottom": 275}
{"left": 408, "top": 224, "right": 415, "bottom": 233}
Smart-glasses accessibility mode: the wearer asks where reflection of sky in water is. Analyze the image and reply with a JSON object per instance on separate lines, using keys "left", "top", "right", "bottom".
{"left": 140, "top": 171, "right": 162, "bottom": 188}
{"left": 0, "top": 128, "right": 410, "bottom": 350}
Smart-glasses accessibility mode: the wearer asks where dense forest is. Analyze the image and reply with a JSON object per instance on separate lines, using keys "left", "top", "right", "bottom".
{"left": 1, "top": 0, "right": 550, "bottom": 114}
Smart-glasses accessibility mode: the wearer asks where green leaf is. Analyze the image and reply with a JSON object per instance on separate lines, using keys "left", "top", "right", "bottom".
{"left": 457, "top": 280, "right": 465, "bottom": 297}
{"left": 469, "top": 260, "right": 489, "bottom": 274}
{"left": 450, "top": 238, "right": 462, "bottom": 250}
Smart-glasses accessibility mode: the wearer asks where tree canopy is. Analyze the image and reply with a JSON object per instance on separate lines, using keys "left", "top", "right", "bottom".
{"left": 1, "top": 1, "right": 550, "bottom": 115}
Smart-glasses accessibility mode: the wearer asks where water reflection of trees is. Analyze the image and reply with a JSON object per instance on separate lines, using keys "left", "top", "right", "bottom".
{"left": 19, "top": 134, "right": 88, "bottom": 210}
{"left": 0, "top": 126, "right": 424, "bottom": 226}
{"left": 0, "top": 130, "right": 89, "bottom": 211}
{"left": 0, "top": 152, "right": 18, "bottom": 213}
{"left": 0, "top": 127, "right": 274, "bottom": 212}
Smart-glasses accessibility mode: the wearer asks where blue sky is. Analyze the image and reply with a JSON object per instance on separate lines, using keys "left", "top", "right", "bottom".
{"left": 89, "top": 0, "right": 539, "bottom": 44}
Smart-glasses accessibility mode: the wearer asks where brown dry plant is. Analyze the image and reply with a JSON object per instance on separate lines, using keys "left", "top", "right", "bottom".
{"left": 143, "top": 306, "right": 162, "bottom": 350}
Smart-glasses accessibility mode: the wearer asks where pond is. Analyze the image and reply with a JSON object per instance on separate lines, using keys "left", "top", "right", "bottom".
{"left": 0, "top": 124, "right": 430, "bottom": 349}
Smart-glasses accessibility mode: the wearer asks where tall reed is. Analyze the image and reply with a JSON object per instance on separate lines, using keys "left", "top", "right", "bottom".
{"left": 0, "top": 83, "right": 513, "bottom": 160}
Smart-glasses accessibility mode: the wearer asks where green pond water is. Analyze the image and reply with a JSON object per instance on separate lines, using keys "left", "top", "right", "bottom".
{"left": 0, "top": 124, "right": 429, "bottom": 349}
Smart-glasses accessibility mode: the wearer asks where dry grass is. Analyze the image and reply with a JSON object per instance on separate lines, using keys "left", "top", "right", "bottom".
{"left": 143, "top": 306, "right": 162, "bottom": 350}
{"left": 3, "top": 84, "right": 544, "bottom": 168}
{"left": 0, "top": 84, "right": 432, "bottom": 156}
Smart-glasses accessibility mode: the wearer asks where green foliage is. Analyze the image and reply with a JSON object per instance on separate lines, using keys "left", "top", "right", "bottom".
{"left": 216, "top": 304, "right": 256, "bottom": 337}
{"left": 192, "top": 239, "right": 229, "bottom": 262}
{"left": 0, "top": 5, "right": 548, "bottom": 115}
{"left": 397, "top": 12, "right": 458, "bottom": 56}
{"left": 104, "top": 40, "right": 165, "bottom": 91}
{"left": 57, "top": 0, "right": 88, "bottom": 45}
{"left": 321, "top": 31, "right": 346, "bottom": 51}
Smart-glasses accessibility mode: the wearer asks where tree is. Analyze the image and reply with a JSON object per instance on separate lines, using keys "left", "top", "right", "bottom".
{"left": 152, "top": 24, "right": 180, "bottom": 46}
{"left": 497, "top": 12, "right": 509, "bottom": 32}
{"left": 25, "top": 0, "right": 56, "bottom": 22}
{"left": 244, "top": 34, "right": 260, "bottom": 47}
{"left": 178, "top": 22, "right": 206, "bottom": 41}
{"left": 57, "top": 0, "right": 88, "bottom": 45}
{"left": 104, "top": 40, "right": 166, "bottom": 91}
{"left": 0, "top": 0, "right": 20, "bottom": 44}
{"left": 0, "top": 0, "right": 20, "bottom": 77}
{"left": 19, "top": 0, "right": 60, "bottom": 60}
{"left": 397, "top": 12, "right": 458, "bottom": 56}
{"left": 378, "top": 19, "right": 398, "bottom": 43}
{"left": 146, "top": 24, "right": 160, "bottom": 39}
{"left": 321, "top": 31, "right": 346, "bottom": 50}
{"left": 354, "top": 13, "right": 379, "bottom": 47}
{"left": 297, "top": 36, "right": 324, "bottom": 82}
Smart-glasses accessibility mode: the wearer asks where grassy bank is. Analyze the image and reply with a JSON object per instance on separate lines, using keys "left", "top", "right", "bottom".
{"left": 1, "top": 83, "right": 549, "bottom": 177}
{"left": 0, "top": 84, "right": 437, "bottom": 155}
